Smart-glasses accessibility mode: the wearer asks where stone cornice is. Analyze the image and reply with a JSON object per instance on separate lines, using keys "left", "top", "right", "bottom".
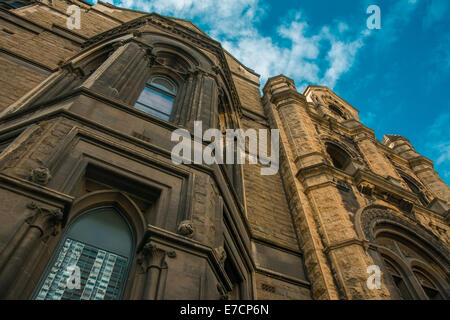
{"left": 270, "top": 89, "right": 307, "bottom": 107}
{"left": 140, "top": 224, "right": 254, "bottom": 292}
{"left": 308, "top": 110, "right": 376, "bottom": 140}
{"left": 0, "top": 173, "right": 73, "bottom": 221}
{"left": 295, "top": 163, "right": 423, "bottom": 210}
{"left": 409, "top": 155, "right": 434, "bottom": 169}
{"left": 323, "top": 238, "right": 370, "bottom": 255}
{"left": 303, "top": 85, "right": 360, "bottom": 115}
{"left": 353, "top": 169, "right": 417, "bottom": 203}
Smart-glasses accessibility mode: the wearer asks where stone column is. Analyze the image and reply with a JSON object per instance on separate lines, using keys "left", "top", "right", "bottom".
{"left": 354, "top": 132, "right": 402, "bottom": 181}
{"left": 180, "top": 68, "right": 219, "bottom": 132}
{"left": 137, "top": 240, "right": 170, "bottom": 300}
{"left": 264, "top": 75, "right": 392, "bottom": 299}
{"left": 263, "top": 76, "right": 339, "bottom": 300}
{"left": 299, "top": 176, "right": 391, "bottom": 299}
{"left": 82, "top": 40, "right": 154, "bottom": 106}
{"left": 267, "top": 78, "right": 323, "bottom": 171}
{"left": 0, "top": 202, "right": 63, "bottom": 299}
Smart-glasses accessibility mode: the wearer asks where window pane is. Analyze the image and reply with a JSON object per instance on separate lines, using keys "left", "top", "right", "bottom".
{"left": 150, "top": 76, "right": 177, "bottom": 95}
{"left": 134, "top": 102, "right": 170, "bottom": 121}
{"left": 136, "top": 86, "right": 174, "bottom": 119}
{"left": 35, "top": 239, "right": 128, "bottom": 300}
{"left": 34, "top": 207, "right": 133, "bottom": 300}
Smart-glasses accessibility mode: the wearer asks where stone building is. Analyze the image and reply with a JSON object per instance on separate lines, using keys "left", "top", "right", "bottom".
{"left": 0, "top": 0, "right": 448, "bottom": 300}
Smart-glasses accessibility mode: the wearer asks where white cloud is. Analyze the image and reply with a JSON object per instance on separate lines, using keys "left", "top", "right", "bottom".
{"left": 105, "top": 0, "right": 367, "bottom": 89}
{"left": 377, "top": 0, "right": 421, "bottom": 47}
{"left": 423, "top": 113, "right": 450, "bottom": 178}
{"left": 423, "top": 0, "right": 448, "bottom": 29}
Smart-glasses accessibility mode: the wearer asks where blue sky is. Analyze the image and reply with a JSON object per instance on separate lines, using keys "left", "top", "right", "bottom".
{"left": 94, "top": 0, "right": 449, "bottom": 185}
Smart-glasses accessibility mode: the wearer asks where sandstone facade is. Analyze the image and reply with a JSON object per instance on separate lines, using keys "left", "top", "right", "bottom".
{"left": 0, "top": 0, "right": 448, "bottom": 300}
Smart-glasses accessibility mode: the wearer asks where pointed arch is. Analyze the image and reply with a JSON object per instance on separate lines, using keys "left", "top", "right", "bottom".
{"left": 69, "top": 189, "right": 147, "bottom": 242}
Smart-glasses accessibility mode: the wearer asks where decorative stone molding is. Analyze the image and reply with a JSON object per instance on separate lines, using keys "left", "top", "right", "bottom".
{"left": 138, "top": 241, "right": 168, "bottom": 271}
{"left": 177, "top": 220, "right": 194, "bottom": 238}
{"left": 137, "top": 240, "right": 177, "bottom": 270}
{"left": 0, "top": 202, "right": 65, "bottom": 298}
{"left": 358, "top": 182, "right": 375, "bottom": 197}
{"left": 358, "top": 206, "right": 450, "bottom": 268}
{"left": 26, "top": 202, "right": 64, "bottom": 237}
{"left": 80, "top": 14, "right": 243, "bottom": 117}
{"left": 131, "top": 29, "right": 142, "bottom": 38}
{"left": 30, "top": 167, "right": 52, "bottom": 185}
{"left": 137, "top": 240, "right": 170, "bottom": 300}
{"left": 214, "top": 246, "right": 227, "bottom": 265}
{"left": 323, "top": 238, "right": 370, "bottom": 255}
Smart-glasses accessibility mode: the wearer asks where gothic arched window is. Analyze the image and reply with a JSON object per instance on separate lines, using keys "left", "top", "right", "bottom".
{"left": 33, "top": 206, "right": 134, "bottom": 300}
{"left": 134, "top": 75, "right": 178, "bottom": 121}
{"left": 401, "top": 174, "right": 429, "bottom": 206}
{"left": 325, "top": 142, "right": 351, "bottom": 171}
{"left": 328, "top": 104, "right": 346, "bottom": 119}
{"left": 413, "top": 269, "right": 443, "bottom": 300}
{"left": 382, "top": 257, "right": 413, "bottom": 300}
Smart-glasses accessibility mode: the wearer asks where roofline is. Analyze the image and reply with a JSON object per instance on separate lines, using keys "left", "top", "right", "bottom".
{"left": 223, "top": 48, "right": 260, "bottom": 78}
{"left": 96, "top": 2, "right": 257, "bottom": 79}
{"left": 303, "top": 85, "right": 359, "bottom": 113}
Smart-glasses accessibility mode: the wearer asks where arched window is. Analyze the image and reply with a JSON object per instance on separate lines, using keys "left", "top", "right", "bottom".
{"left": 325, "top": 143, "right": 351, "bottom": 171}
{"left": 401, "top": 174, "right": 429, "bottom": 206}
{"left": 413, "top": 269, "right": 443, "bottom": 300}
{"left": 382, "top": 257, "right": 413, "bottom": 300}
{"left": 33, "top": 206, "right": 134, "bottom": 300}
{"left": 328, "top": 104, "right": 345, "bottom": 119}
{"left": 134, "top": 75, "right": 177, "bottom": 121}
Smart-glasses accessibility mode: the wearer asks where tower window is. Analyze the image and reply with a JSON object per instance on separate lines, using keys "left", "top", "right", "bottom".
{"left": 325, "top": 143, "right": 351, "bottom": 171}
{"left": 413, "top": 270, "right": 443, "bottom": 300}
{"left": 0, "top": 0, "right": 31, "bottom": 9}
{"left": 328, "top": 104, "right": 345, "bottom": 119}
{"left": 134, "top": 75, "right": 177, "bottom": 121}
{"left": 33, "top": 206, "right": 134, "bottom": 300}
{"left": 384, "top": 259, "right": 413, "bottom": 300}
{"left": 401, "top": 175, "right": 429, "bottom": 206}
{"left": 223, "top": 249, "right": 242, "bottom": 300}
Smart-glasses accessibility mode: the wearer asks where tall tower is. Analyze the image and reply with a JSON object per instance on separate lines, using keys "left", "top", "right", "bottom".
{"left": 263, "top": 76, "right": 449, "bottom": 300}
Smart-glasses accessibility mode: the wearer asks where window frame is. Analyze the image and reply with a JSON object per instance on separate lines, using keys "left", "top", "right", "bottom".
{"left": 134, "top": 74, "right": 178, "bottom": 122}
{"left": 31, "top": 205, "right": 135, "bottom": 300}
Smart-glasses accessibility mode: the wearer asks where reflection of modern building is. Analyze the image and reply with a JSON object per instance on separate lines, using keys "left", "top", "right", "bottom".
{"left": 0, "top": 0, "right": 448, "bottom": 300}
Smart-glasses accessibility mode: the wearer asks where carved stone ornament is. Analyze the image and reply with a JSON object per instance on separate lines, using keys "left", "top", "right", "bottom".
{"left": 177, "top": 220, "right": 194, "bottom": 238}
{"left": 137, "top": 240, "right": 177, "bottom": 268}
{"left": 360, "top": 206, "right": 450, "bottom": 271}
{"left": 214, "top": 246, "right": 227, "bottom": 265}
{"left": 30, "top": 167, "right": 52, "bottom": 185}
{"left": 137, "top": 241, "right": 167, "bottom": 271}
{"left": 26, "top": 202, "right": 64, "bottom": 237}
{"left": 358, "top": 182, "right": 375, "bottom": 197}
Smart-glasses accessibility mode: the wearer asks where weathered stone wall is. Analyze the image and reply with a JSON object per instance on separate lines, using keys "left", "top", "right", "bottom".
{"left": 0, "top": 0, "right": 448, "bottom": 300}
